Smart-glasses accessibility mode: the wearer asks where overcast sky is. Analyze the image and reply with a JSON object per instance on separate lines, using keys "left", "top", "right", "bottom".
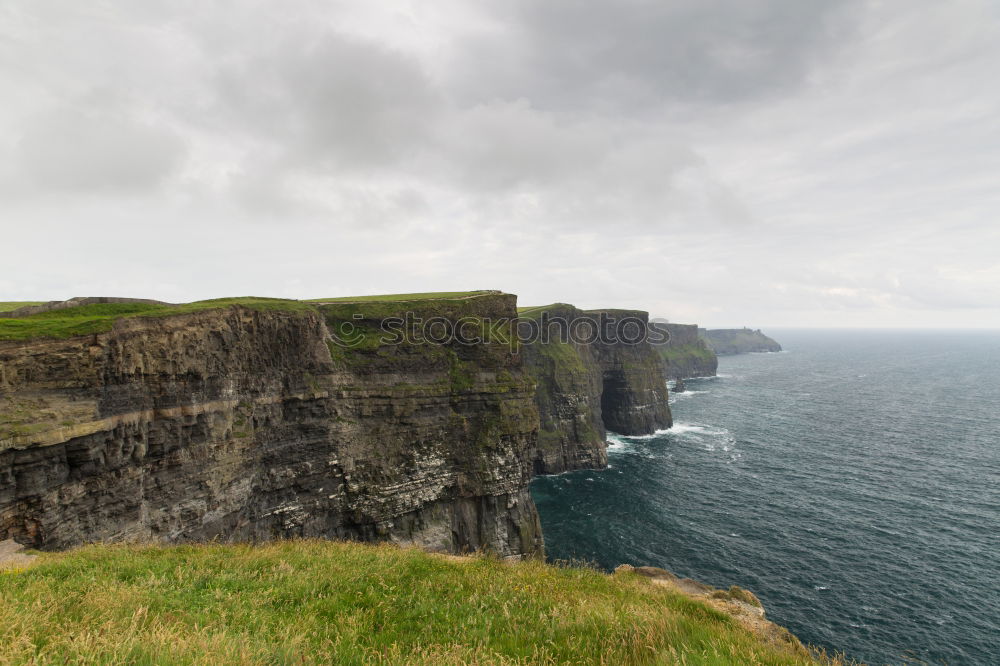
{"left": 2, "top": 1, "right": 998, "bottom": 327}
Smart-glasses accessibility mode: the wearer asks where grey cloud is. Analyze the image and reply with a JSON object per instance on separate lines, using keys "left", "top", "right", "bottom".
{"left": 211, "top": 30, "right": 441, "bottom": 172}
{"left": 13, "top": 103, "right": 185, "bottom": 192}
{"left": 450, "top": 0, "right": 861, "bottom": 111}
{"left": 1, "top": 0, "right": 999, "bottom": 327}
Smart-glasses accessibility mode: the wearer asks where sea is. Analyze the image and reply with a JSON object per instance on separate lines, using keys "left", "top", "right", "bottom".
{"left": 530, "top": 329, "right": 1000, "bottom": 665}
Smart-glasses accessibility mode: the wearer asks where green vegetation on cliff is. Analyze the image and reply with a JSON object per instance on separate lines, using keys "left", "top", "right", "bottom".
{"left": 0, "top": 302, "right": 171, "bottom": 340}
{"left": 0, "top": 294, "right": 505, "bottom": 342}
{"left": 701, "top": 328, "right": 782, "bottom": 355}
{"left": 1, "top": 541, "right": 826, "bottom": 665}
{"left": 0, "top": 303, "right": 43, "bottom": 313}
{"left": 308, "top": 291, "right": 495, "bottom": 303}
{"left": 658, "top": 343, "right": 716, "bottom": 364}
{"left": 0, "top": 298, "right": 318, "bottom": 341}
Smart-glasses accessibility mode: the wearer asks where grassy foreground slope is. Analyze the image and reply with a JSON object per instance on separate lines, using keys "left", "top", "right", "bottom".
{"left": 0, "top": 541, "right": 831, "bottom": 665}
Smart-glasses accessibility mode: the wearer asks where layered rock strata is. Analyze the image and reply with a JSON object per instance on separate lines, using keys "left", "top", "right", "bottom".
{"left": 0, "top": 293, "right": 677, "bottom": 556}
{"left": 0, "top": 294, "right": 542, "bottom": 558}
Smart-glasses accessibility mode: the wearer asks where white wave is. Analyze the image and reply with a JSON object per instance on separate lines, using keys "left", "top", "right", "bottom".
{"left": 668, "top": 422, "right": 718, "bottom": 435}
{"left": 605, "top": 433, "right": 630, "bottom": 451}
{"left": 669, "top": 390, "right": 708, "bottom": 403}
{"left": 605, "top": 431, "right": 669, "bottom": 459}
{"left": 668, "top": 421, "right": 740, "bottom": 461}
{"left": 623, "top": 427, "right": 674, "bottom": 441}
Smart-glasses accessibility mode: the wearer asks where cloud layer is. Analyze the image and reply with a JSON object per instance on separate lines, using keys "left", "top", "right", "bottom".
{"left": 2, "top": 0, "right": 998, "bottom": 327}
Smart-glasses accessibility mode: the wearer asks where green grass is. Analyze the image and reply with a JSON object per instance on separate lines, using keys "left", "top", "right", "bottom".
{"left": 516, "top": 303, "right": 571, "bottom": 317}
{"left": 307, "top": 291, "right": 496, "bottom": 303}
{"left": 0, "top": 303, "right": 169, "bottom": 340}
{"left": 658, "top": 343, "right": 716, "bottom": 363}
{"left": 0, "top": 298, "right": 317, "bottom": 342}
{"left": 0, "top": 294, "right": 507, "bottom": 342}
{"left": 0, "top": 302, "right": 44, "bottom": 313}
{"left": 0, "top": 541, "right": 827, "bottom": 665}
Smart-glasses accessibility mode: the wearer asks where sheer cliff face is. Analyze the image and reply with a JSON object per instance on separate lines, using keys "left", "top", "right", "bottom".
{"left": 586, "top": 310, "right": 672, "bottom": 437}
{"left": 650, "top": 323, "right": 719, "bottom": 380}
{"left": 520, "top": 305, "right": 606, "bottom": 475}
{"left": 522, "top": 306, "right": 672, "bottom": 475}
{"left": 0, "top": 295, "right": 542, "bottom": 558}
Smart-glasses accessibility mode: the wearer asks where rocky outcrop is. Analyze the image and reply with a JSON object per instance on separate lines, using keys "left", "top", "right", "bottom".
{"left": 612, "top": 564, "right": 809, "bottom": 658}
{"left": 702, "top": 328, "right": 782, "bottom": 355}
{"left": 0, "top": 293, "right": 542, "bottom": 558}
{"left": 0, "top": 538, "right": 35, "bottom": 569}
{"left": 649, "top": 322, "right": 718, "bottom": 380}
{"left": 521, "top": 305, "right": 672, "bottom": 475}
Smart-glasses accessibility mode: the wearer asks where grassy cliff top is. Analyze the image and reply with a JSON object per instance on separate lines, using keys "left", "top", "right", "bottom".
{"left": 307, "top": 290, "right": 498, "bottom": 303}
{"left": 0, "top": 302, "right": 43, "bottom": 313}
{"left": 516, "top": 303, "right": 576, "bottom": 317}
{"left": 701, "top": 328, "right": 782, "bottom": 355}
{"left": 0, "top": 293, "right": 506, "bottom": 342}
{"left": 0, "top": 298, "right": 314, "bottom": 342}
{"left": 0, "top": 540, "right": 828, "bottom": 665}
{"left": 517, "top": 305, "right": 651, "bottom": 320}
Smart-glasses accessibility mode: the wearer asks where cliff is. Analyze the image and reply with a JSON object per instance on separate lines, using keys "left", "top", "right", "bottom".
{"left": 520, "top": 305, "right": 672, "bottom": 475}
{"left": 0, "top": 293, "right": 542, "bottom": 558}
{"left": 586, "top": 309, "right": 673, "bottom": 435}
{"left": 0, "top": 292, "right": 675, "bottom": 556}
{"left": 702, "top": 328, "right": 782, "bottom": 355}
{"left": 649, "top": 322, "right": 719, "bottom": 380}
{"left": 519, "top": 304, "right": 606, "bottom": 475}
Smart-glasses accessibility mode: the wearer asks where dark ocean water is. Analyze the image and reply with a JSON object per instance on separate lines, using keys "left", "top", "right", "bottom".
{"left": 531, "top": 330, "right": 1000, "bottom": 665}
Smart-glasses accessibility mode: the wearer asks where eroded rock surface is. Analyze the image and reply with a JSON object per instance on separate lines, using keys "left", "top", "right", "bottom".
{"left": 0, "top": 294, "right": 542, "bottom": 558}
